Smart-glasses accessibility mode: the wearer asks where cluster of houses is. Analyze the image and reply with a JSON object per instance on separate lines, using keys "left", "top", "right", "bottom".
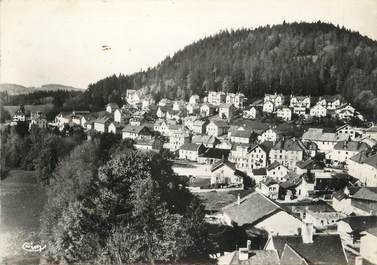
{"left": 243, "top": 93, "right": 364, "bottom": 122}
{"left": 9, "top": 90, "right": 377, "bottom": 265}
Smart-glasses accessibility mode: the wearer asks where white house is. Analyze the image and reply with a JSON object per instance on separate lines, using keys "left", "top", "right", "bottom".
{"left": 229, "top": 143, "right": 268, "bottom": 170}
{"left": 267, "top": 161, "right": 289, "bottom": 181}
{"left": 258, "top": 128, "right": 278, "bottom": 143}
{"left": 108, "top": 122, "right": 124, "bottom": 134}
{"left": 259, "top": 178, "right": 280, "bottom": 199}
{"left": 264, "top": 93, "right": 284, "bottom": 107}
{"left": 226, "top": 92, "right": 245, "bottom": 109}
{"left": 168, "top": 131, "right": 191, "bottom": 151}
{"left": 189, "top": 94, "right": 200, "bottom": 105}
{"left": 269, "top": 137, "right": 305, "bottom": 169}
{"left": 337, "top": 216, "right": 377, "bottom": 248}
{"left": 348, "top": 152, "right": 377, "bottom": 186}
{"left": 336, "top": 124, "right": 356, "bottom": 140}
{"left": 243, "top": 106, "right": 257, "bottom": 119}
{"left": 302, "top": 128, "right": 348, "bottom": 153}
{"left": 106, "top": 103, "right": 119, "bottom": 114}
{"left": 318, "top": 95, "right": 343, "bottom": 110}
{"left": 153, "top": 120, "right": 170, "bottom": 136}
{"left": 222, "top": 191, "right": 303, "bottom": 236}
{"left": 336, "top": 104, "right": 356, "bottom": 120}
{"left": 179, "top": 143, "right": 206, "bottom": 161}
{"left": 276, "top": 106, "right": 292, "bottom": 121}
{"left": 290, "top": 95, "right": 311, "bottom": 109}
{"left": 310, "top": 104, "right": 327, "bottom": 117}
{"left": 218, "top": 103, "right": 236, "bottom": 120}
{"left": 209, "top": 160, "right": 245, "bottom": 187}
{"left": 122, "top": 125, "right": 152, "bottom": 140}
{"left": 263, "top": 100, "right": 275, "bottom": 113}
{"left": 200, "top": 103, "right": 217, "bottom": 117}
{"left": 93, "top": 117, "right": 111, "bottom": 133}
{"left": 191, "top": 120, "right": 208, "bottom": 135}
{"left": 326, "top": 140, "right": 369, "bottom": 163}
{"left": 207, "top": 91, "right": 226, "bottom": 105}
{"left": 206, "top": 120, "right": 229, "bottom": 137}
{"left": 141, "top": 97, "right": 155, "bottom": 110}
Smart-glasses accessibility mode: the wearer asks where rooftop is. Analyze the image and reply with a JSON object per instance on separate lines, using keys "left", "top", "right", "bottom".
{"left": 222, "top": 191, "right": 282, "bottom": 226}
{"left": 270, "top": 234, "right": 348, "bottom": 265}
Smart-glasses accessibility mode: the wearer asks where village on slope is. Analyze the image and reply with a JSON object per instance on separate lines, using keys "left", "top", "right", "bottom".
{"left": 9, "top": 89, "right": 377, "bottom": 265}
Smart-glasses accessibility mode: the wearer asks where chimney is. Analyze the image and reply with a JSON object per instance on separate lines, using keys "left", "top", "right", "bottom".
{"left": 247, "top": 240, "right": 251, "bottom": 251}
{"left": 301, "top": 221, "right": 314, "bottom": 244}
{"left": 355, "top": 256, "right": 363, "bottom": 265}
{"left": 237, "top": 194, "right": 241, "bottom": 205}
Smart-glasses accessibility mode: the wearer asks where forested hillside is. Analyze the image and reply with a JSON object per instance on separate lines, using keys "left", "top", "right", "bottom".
{"left": 82, "top": 22, "right": 377, "bottom": 118}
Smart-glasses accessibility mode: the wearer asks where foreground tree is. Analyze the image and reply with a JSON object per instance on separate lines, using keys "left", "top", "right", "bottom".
{"left": 42, "top": 150, "right": 211, "bottom": 264}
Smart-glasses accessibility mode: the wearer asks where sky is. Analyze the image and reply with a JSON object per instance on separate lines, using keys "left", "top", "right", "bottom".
{"left": 1, "top": 0, "right": 377, "bottom": 89}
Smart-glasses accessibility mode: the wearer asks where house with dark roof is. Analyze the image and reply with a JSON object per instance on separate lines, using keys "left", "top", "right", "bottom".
{"left": 197, "top": 147, "right": 230, "bottom": 165}
{"left": 179, "top": 143, "right": 206, "bottom": 161}
{"left": 337, "top": 216, "right": 377, "bottom": 248}
{"left": 222, "top": 191, "right": 303, "bottom": 236}
{"left": 251, "top": 168, "right": 267, "bottom": 183}
{"left": 210, "top": 160, "right": 246, "bottom": 187}
{"left": 122, "top": 125, "right": 152, "bottom": 140}
{"left": 266, "top": 161, "right": 289, "bottom": 181}
{"left": 93, "top": 116, "right": 112, "bottom": 133}
{"left": 108, "top": 121, "right": 124, "bottom": 134}
{"left": 336, "top": 124, "right": 357, "bottom": 140}
{"left": 200, "top": 103, "right": 217, "bottom": 117}
{"left": 191, "top": 134, "right": 220, "bottom": 148}
{"left": 219, "top": 103, "right": 236, "bottom": 120}
{"left": 206, "top": 119, "right": 229, "bottom": 137}
{"left": 269, "top": 137, "right": 306, "bottom": 169}
{"left": 333, "top": 187, "right": 377, "bottom": 216}
{"left": 259, "top": 177, "right": 279, "bottom": 199}
{"left": 302, "top": 128, "right": 349, "bottom": 152}
{"left": 229, "top": 128, "right": 253, "bottom": 144}
{"left": 257, "top": 128, "right": 279, "bottom": 144}
{"left": 132, "top": 138, "right": 159, "bottom": 151}
{"left": 106, "top": 102, "right": 119, "bottom": 113}
{"left": 317, "top": 94, "right": 344, "bottom": 110}
{"left": 326, "top": 139, "right": 369, "bottom": 163}
{"left": 229, "top": 143, "right": 268, "bottom": 171}
{"left": 265, "top": 225, "right": 349, "bottom": 265}
{"left": 295, "top": 158, "right": 324, "bottom": 175}
{"left": 348, "top": 150, "right": 377, "bottom": 186}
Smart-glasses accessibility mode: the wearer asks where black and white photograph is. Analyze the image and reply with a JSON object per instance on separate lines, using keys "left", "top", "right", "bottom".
{"left": 1, "top": 0, "right": 377, "bottom": 264}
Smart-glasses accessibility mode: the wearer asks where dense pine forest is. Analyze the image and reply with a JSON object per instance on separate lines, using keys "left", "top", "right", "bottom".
{"left": 80, "top": 22, "right": 377, "bottom": 119}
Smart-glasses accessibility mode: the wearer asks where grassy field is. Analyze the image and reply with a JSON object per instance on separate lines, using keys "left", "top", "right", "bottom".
{"left": 3, "top": 104, "right": 54, "bottom": 116}
{"left": 0, "top": 170, "right": 46, "bottom": 259}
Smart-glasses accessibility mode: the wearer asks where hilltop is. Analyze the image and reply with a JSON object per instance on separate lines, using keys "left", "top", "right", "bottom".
{"left": 0, "top": 83, "right": 83, "bottom": 95}
{"left": 26, "top": 22, "right": 377, "bottom": 117}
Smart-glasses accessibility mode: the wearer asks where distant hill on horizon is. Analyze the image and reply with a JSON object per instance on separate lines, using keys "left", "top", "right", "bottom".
{"left": 0, "top": 83, "right": 84, "bottom": 95}
{"left": 81, "top": 21, "right": 377, "bottom": 118}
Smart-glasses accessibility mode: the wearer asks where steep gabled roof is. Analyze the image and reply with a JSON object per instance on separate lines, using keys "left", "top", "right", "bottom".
{"left": 107, "top": 102, "right": 119, "bottom": 109}
{"left": 122, "top": 125, "right": 148, "bottom": 134}
{"left": 180, "top": 143, "right": 201, "bottom": 151}
{"left": 199, "top": 148, "right": 230, "bottom": 160}
{"left": 333, "top": 140, "right": 369, "bottom": 152}
{"left": 222, "top": 192, "right": 282, "bottom": 226}
{"left": 211, "top": 159, "right": 237, "bottom": 172}
{"left": 270, "top": 234, "right": 348, "bottom": 265}
{"left": 339, "top": 215, "right": 377, "bottom": 231}
{"left": 210, "top": 119, "right": 229, "bottom": 128}
{"left": 272, "top": 137, "right": 305, "bottom": 152}
{"left": 352, "top": 187, "right": 377, "bottom": 202}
